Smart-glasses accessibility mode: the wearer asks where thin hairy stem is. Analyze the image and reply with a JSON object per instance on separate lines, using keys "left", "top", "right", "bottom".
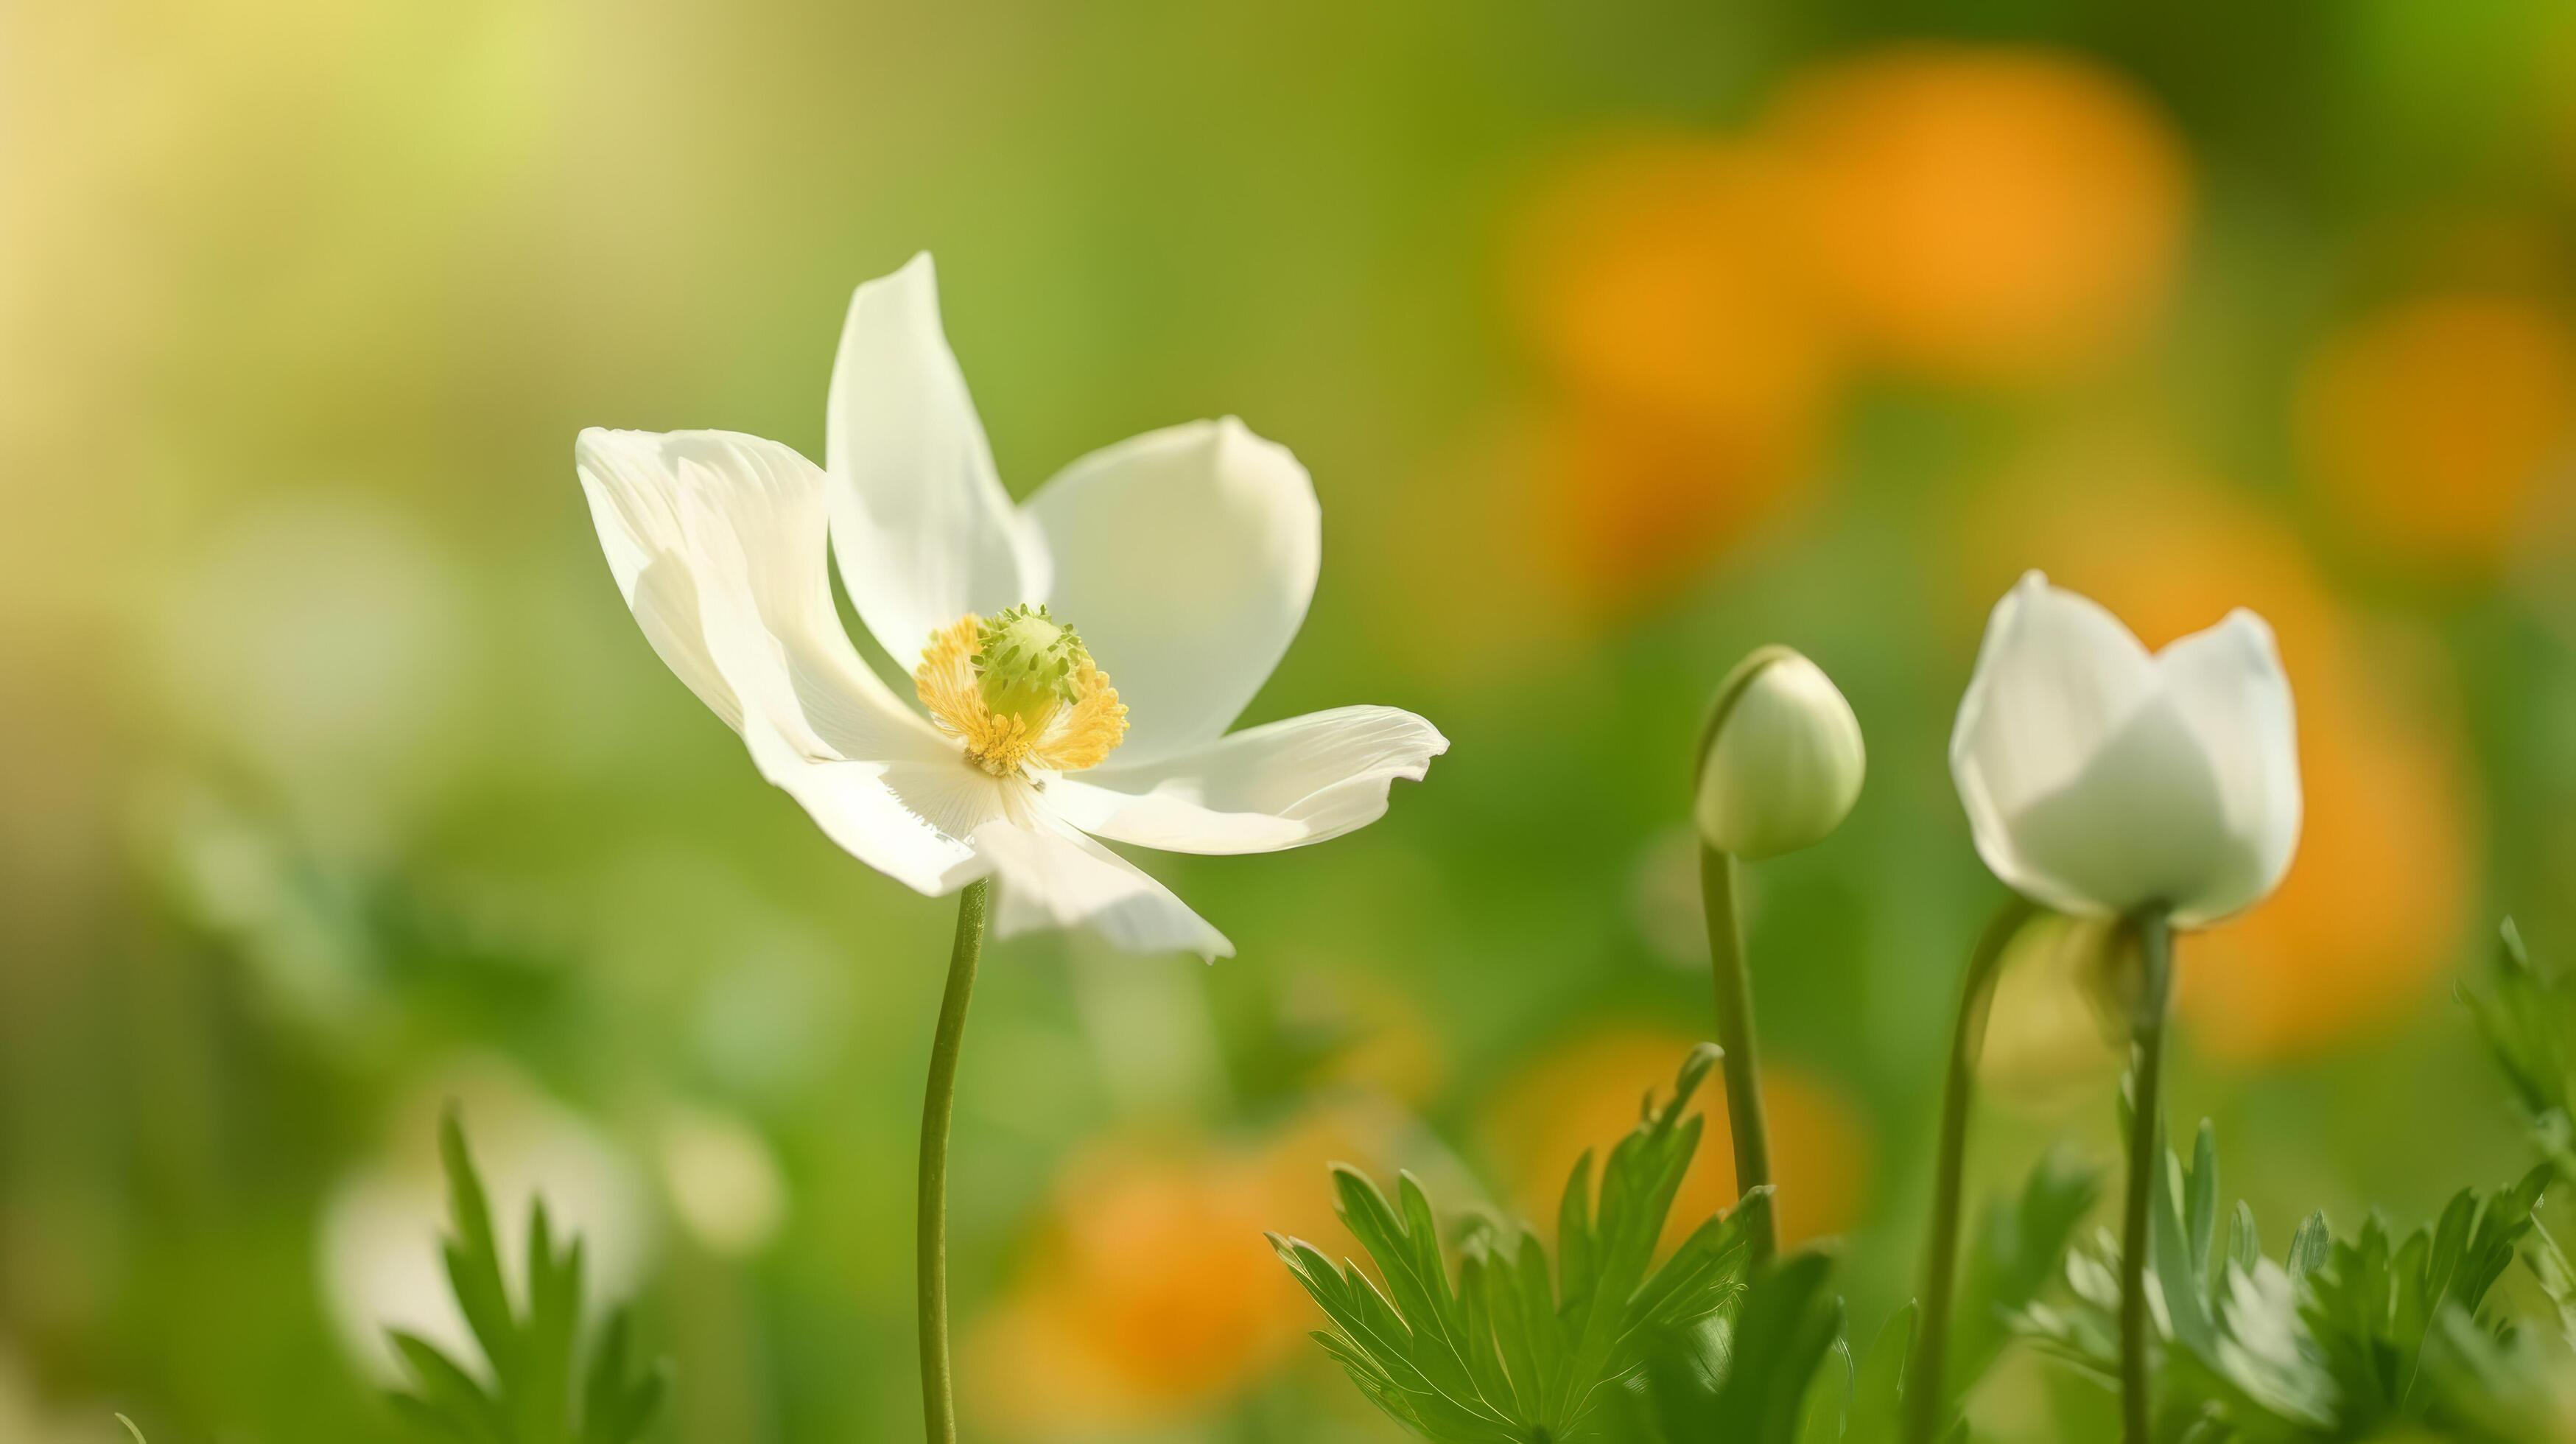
{"left": 1700, "top": 843, "right": 1777, "bottom": 1262}
{"left": 1905, "top": 894, "right": 2039, "bottom": 1444}
{"left": 918, "top": 878, "right": 991, "bottom": 1444}
{"left": 2119, "top": 910, "right": 2175, "bottom": 1444}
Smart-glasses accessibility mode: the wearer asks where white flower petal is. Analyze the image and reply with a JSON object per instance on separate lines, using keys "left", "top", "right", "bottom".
{"left": 737, "top": 729, "right": 996, "bottom": 896}
{"left": 577, "top": 431, "right": 745, "bottom": 731}
{"left": 1951, "top": 571, "right": 2158, "bottom": 909}
{"left": 1047, "top": 706, "right": 1447, "bottom": 855}
{"left": 1025, "top": 418, "right": 1320, "bottom": 766}
{"left": 1951, "top": 571, "right": 2303, "bottom": 925}
{"left": 825, "top": 253, "right": 1047, "bottom": 670}
{"left": 1951, "top": 572, "right": 2158, "bottom": 819}
{"left": 577, "top": 427, "right": 986, "bottom": 895}
{"left": 974, "top": 807, "right": 1233, "bottom": 959}
{"left": 1990, "top": 698, "right": 2242, "bottom": 919}
{"left": 2152, "top": 610, "right": 2302, "bottom": 926}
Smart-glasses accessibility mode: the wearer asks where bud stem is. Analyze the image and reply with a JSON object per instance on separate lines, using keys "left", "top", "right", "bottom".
{"left": 1699, "top": 843, "right": 1777, "bottom": 1263}
{"left": 1906, "top": 893, "right": 2038, "bottom": 1444}
{"left": 2119, "top": 910, "right": 2175, "bottom": 1444}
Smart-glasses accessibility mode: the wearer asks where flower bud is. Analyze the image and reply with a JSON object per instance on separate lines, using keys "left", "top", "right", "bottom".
{"left": 1694, "top": 647, "right": 1866, "bottom": 859}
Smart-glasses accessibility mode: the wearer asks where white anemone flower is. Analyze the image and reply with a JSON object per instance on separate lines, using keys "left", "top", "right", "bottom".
{"left": 1950, "top": 570, "right": 2301, "bottom": 928}
{"left": 576, "top": 255, "right": 1446, "bottom": 958}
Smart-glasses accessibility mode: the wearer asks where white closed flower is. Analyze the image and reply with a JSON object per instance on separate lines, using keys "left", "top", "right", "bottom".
{"left": 1951, "top": 571, "right": 2302, "bottom": 928}
{"left": 1694, "top": 647, "right": 1867, "bottom": 859}
{"left": 577, "top": 255, "right": 1446, "bottom": 958}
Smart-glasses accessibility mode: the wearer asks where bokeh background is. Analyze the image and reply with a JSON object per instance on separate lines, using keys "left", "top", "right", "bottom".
{"left": 8, "top": 1, "right": 2576, "bottom": 1440}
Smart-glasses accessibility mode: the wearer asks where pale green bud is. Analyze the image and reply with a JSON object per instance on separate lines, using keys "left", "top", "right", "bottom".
{"left": 1694, "top": 646, "right": 1866, "bottom": 860}
{"left": 973, "top": 603, "right": 1092, "bottom": 727}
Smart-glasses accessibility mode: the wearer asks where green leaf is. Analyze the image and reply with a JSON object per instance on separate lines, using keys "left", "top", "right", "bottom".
{"left": 2015, "top": 1112, "right": 2550, "bottom": 1441}
{"left": 1275, "top": 1044, "right": 1764, "bottom": 1443}
{"left": 1839, "top": 1303, "right": 1915, "bottom": 1444}
{"left": 2463, "top": 919, "right": 2576, "bottom": 1175}
{"left": 390, "top": 1110, "right": 665, "bottom": 1444}
{"left": 2524, "top": 1219, "right": 2576, "bottom": 1353}
{"left": 2287, "top": 1211, "right": 2331, "bottom": 1287}
{"left": 1707, "top": 1252, "right": 1846, "bottom": 1444}
{"left": 1953, "top": 1148, "right": 2099, "bottom": 1400}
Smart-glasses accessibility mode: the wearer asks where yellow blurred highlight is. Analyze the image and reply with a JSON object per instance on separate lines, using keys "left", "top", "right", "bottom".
{"left": 1501, "top": 138, "right": 1841, "bottom": 618}
{"left": 1481, "top": 1026, "right": 1868, "bottom": 1252}
{"left": 1957, "top": 444, "right": 2477, "bottom": 1062}
{"left": 1301, "top": 977, "right": 1450, "bottom": 1109}
{"left": 1976, "top": 913, "right": 2128, "bottom": 1115}
{"left": 1769, "top": 46, "right": 2191, "bottom": 383}
{"left": 2297, "top": 294, "right": 2576, "bottom": 575}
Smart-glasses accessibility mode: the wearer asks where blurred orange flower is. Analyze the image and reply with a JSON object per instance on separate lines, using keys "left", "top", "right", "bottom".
{"left": 1509, "top": 137, "right": 1837, "bottom": 432}
{"left": 1767, "top": 46, "right": 2191, "bottom": 383}
{"left": 1479, "top": 1025, "right": 1869, "bottom": 1252}
{"left": 2297, "top": 293, "right": 2576, "bottom": 575}
{"left": 1252, "top": 1096, "right": 1417, "bottom": 1254}
{"left": 1521, "top": 400, "right": 1827, "bottom": 620}
{"left": 969, "top": 1138, "right": 1302, "bottom": 1436}
{"left": 1498, "top": 136, "right": 1842, "bottom": 618}
{"left": 1955, "top": 442, "right": 2477, "bottom": 1062}
{"left": 969, "top": 1101, "right": 1426, "bottom": 1437}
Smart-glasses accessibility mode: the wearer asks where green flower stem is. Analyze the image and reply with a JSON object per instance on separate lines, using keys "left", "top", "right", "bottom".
{"left": 2119, "top": 909, "right": 2175, "bottom": 1444}
{"left": 1905, "top": 894, "right": 2038, "bottom": 1444}
{"left": 918, "top": 878, "right": 991, "bottom": 1444}
{"left": 1699, "top": 843, "right": 1777, "bottom": 1262}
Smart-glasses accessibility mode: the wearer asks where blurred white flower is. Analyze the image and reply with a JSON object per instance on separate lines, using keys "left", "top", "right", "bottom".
{"left": 575, "top": 253, "right": 1445, "bottom": 958}
{"left": 153, "top": 497, "right": 470, "bottom": 838}
{"left": 1694, "top": 647, "right": 1866, "bottom": 860}
{"left": 316, "top": 1068, "right": 654, "bottom": 1382}
{"left": 656, "top": 1105, "right": 787, "bottom": 1258}
{"left": 1951, "top": 571, "right": 2301, "bottom": 928}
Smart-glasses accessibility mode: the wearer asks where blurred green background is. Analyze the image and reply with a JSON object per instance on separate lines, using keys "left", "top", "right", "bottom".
{"left": 9, "top": 1, "right": 2576, "bottom": 1440}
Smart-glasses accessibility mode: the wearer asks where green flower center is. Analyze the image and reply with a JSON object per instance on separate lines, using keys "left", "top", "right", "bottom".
{"left": 972, "top": 603, "right": 1093, "bottom": 727}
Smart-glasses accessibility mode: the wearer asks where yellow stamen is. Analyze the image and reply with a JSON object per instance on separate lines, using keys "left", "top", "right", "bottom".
{"left": 915, "top": 612, "right": 1129, "bottom": 777}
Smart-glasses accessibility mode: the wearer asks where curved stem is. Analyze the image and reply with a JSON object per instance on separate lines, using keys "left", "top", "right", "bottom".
{"left": 2119, "top": 911, "right": 2175, "bottom": 1444}
{"left": 1699, "top": 844, "right": 1777, "bottom": 1262}
{"left": 918, "top": 878, "right": 992, "bottom": 1444}
{"left": 1904, "top": 894, "right": 2038, "bottom": 1444}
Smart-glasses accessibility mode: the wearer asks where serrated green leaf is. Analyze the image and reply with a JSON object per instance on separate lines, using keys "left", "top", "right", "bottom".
{"left": 392, "top": 1112, "right": 665, "bottom": 1444}
{"left": 2017, "top": 1110, "right": 2552, "bottom": 1443}
{"left": 1954, "top": 1149, "right": 2099, "bottom": 1403}
{"left": 1708, "top": 1252, "right": 1845, "bottom": 1444}
{"left": 2288, "top": 1211, "right": 2331, "bottom": 1286}
{"left": 1840, "top": 1303, "right": 1914, "bottom": 1444}
{"left": 1278, "top": 1045, "right": 1757, "bottom": 1444}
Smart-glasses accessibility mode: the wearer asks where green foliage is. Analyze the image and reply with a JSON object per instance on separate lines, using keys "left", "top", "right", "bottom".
{"left": 1271, "top": 1044, "right": 1770, "bottom": 1443}
{"left": 1274, "top": 1045, "right": 2085, "bottom": 1444}
{"left": 2015, "top": 1115, "right": 2555, "bottom": 1442}
{"left": 2463, "top": 919, "right": 2576, "bottom": 1175}
{"left": 1949, "top": 1149, "right": 2102, "bottom": 1403}
{"left": 1633, "top": 1257, "right": 1931, "bottom": 1444}
{"left": 385, "top": 1110, "right": 665, "bottom": 1444}
{"left": 1631, "top": 1153, "right": 2101, "bottom": 1444}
